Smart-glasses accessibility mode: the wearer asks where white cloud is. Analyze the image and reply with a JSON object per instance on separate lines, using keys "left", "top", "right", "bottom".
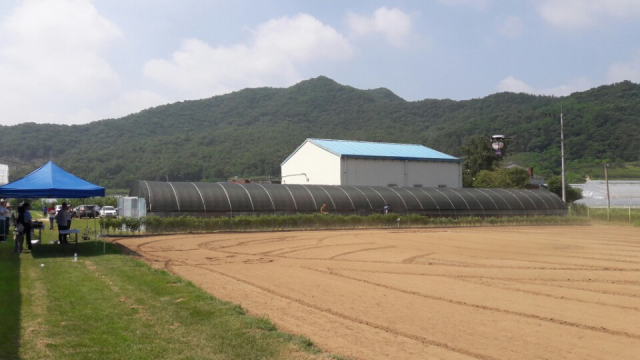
{"left": 104, "top": 90, "right": 171, "bottom": 118}
{"left": 0, "top": 0, "right": 122, "bottom": 125}
{"left": 607, "top": 52, "right": 640, "bottom": 82}
{"left": 497, "top": 76, "right": 535, "bottom": 94}
{"left": 346, "top": 7, "right": 413, "bottom": 47}
{"left": 439, "top": 0, "right": 488, "bottom": 10}
{"left": 497, "top": 76, "right": 591, "bottom": 96}
{"left": 143, "top": 14, "right": 352, "bottom": 99}
{"left": 535, "top": 0, "right": 640, "bottom": 30}
{"left": 497, "top": 16, "right": 523, "bottom": 38}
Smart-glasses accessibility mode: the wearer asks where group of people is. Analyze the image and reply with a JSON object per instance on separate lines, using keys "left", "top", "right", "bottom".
{"left": 0, "top": 199, "right": 74, "bottom": 253}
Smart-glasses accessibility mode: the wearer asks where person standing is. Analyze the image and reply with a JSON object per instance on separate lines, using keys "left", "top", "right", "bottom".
{"left": 15, "top": 203, "right": 32, "bottom": 252}
{"left": 383, "top": 204, "right": 391, "bottom": 214}
{"left": 13, "top": 204, "right": 25, "bottom": 253}
{"left": 47, "top": 203, "right": 57, "bottom": 230}
{"left": 42, "top": 204, "right": 47, "bottom": 217}
{"left": 0, "top": 199, "right": 9, "bottom": 243}
{"left": 19, "top": 202, "right": 34, "bottom": 251}
{"left": 55, "top": 202, "right": 71, "bottom": 244}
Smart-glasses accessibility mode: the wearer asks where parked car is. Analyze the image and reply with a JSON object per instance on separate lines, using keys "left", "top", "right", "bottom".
{"left": 100, "top": 206, "right": 117, "bottom": 218}
{"left": 74, "top": 205, "right": 100, "bottom": 218}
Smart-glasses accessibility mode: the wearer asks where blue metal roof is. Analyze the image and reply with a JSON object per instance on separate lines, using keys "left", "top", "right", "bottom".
{"left": 282, "top": 139, "right": 459, "bottom": 165}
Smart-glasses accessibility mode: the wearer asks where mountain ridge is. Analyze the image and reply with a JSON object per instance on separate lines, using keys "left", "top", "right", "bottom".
{"left": 1, "top": 77, "right": 639, "bottom": 188}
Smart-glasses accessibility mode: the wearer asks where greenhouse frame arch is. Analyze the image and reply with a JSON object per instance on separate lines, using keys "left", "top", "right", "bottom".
{"left": 130, "top": 181, "right": 567, "bottom": 217}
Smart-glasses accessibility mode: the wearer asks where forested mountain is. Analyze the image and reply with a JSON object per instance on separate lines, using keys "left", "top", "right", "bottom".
{"left": 1, "top": 76, "right": 639, "bottom": 188}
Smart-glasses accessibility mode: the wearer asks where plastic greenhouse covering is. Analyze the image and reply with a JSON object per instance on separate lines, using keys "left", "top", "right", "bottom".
{"left": 130, "top": 181, "right": 567, "bottom": 217}
{"left": 573, "top": 180, "right": 640, "bottom": 207}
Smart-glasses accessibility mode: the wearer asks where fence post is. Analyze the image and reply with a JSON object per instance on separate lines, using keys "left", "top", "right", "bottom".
{"left": 630, "top": 206, "right": 632, "bottom": 223}
{"left": 587, "top": 206, "right": 590, "bottom": 219}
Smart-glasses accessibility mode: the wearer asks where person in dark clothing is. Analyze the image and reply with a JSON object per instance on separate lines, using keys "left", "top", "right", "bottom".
{"left": 383, "top": 204, "right": 391, "bottom": 214}
{"left": 19, "top": 202, "right": 33, "bottom": 251}
{"left": 14, "top": 203, "right": 32, "bottom": 252}
{"left": 13, "top": 204, "right": 24, "bottom": 253}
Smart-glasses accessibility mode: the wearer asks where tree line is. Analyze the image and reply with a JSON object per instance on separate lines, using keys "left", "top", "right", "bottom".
{"left": 1, "top": 77, "right": 638, "bottom": 189}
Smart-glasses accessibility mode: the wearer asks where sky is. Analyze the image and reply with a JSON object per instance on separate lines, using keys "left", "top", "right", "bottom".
{"left": 1, "top": 0, "right": 640, "bottom": 126}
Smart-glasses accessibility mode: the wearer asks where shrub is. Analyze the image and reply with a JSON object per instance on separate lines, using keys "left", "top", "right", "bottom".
{"left": 114, "top": 213, "right": 587, "bottom": 235}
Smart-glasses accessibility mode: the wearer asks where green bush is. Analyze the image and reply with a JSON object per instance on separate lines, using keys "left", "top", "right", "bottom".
{"left": 111, "top": 213, "right": 588, "bottom": 235}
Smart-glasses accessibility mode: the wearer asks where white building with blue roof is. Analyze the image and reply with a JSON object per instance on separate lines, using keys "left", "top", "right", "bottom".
{"left": 281, "top": 139, "right": 462, "bottom": 188}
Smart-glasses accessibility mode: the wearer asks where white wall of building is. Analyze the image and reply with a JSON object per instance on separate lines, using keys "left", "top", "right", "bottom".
{"left": 282, "top": 143, "right": 462, "bottom": 187}
{"left": 341, "top": 158, "right": 461, "bottom": 188}
{"left": 281, "top": 142, "right": 341, "bottom": 185}
{"left": 0, "top": 164, "right": 8, "bottom": 185}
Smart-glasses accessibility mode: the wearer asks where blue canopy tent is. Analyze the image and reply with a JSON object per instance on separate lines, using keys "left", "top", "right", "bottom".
{"left": 0, "top": 161, "right": 106, "bottom": 252}
{"left": 0, "top": 161, "right": 104, "bottom": 198}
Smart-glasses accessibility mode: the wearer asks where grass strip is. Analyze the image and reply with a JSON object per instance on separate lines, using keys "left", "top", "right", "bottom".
{"left": 1, "top": 240, "right": 339, "bottom": 360}
{"left": 0, "top": 239, "right": 21, "bottom": 360}
{"left": 104, "top": 214, "right": 590, "bottom": 235}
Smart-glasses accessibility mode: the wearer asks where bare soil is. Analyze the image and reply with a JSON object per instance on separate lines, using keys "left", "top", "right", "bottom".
{"left": 117, "top": 225, "right": 640, "bottom": 360}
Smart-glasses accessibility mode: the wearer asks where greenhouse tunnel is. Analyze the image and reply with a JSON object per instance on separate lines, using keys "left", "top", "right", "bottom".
{"left": 130, "top": 181, "right": 567, "bottom": 217}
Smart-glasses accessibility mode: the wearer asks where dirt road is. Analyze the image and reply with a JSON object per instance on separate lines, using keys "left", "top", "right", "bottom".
{"left": 117, "top": 225, "right": 640, "bottom": 359}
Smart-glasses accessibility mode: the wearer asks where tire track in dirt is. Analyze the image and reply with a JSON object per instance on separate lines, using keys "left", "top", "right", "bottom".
{"left": 201, "top": 234, "right": 357, "bottom": 254}
{"left": 322, "top": 267, "right": 640, "bottom": 311}
{"left": 276, "top": 242, "right": 374, "bottom": 256}
{"left": 453, "top": 277, "right": 640, "bottom": 312}
{"left": 514, "top": 279, "right": 640, "bottom": 299}
{"left": 255, "top": 235, "right": 342, "bottom": 255}
{"left": 448, "top": 254, "right": 640, "bottom": 270}
{"left": 377, "top": 229, "right": 640, "bottom": 253}
{"left": 328, "top": 268, "right": 640, "bottom": 285}
{"left": 164, "top": 261, "right": 498, "bottom": 360}
{"left": 461, "top": 227, "right": 639, "bottom": 243}
{"left": 158, "top": 234, "right": 605, "bottom": 270}
{"left": 389, "top": 236, "right": 640, "bottom": 266}
{"left": 257, "top": 243, "right": 325, "bottom": 256}
{"left": 477, "top": 233, "right": 640, "bottom": 249}
{"left": 408, "top": 257, "right": 610, "bottom": 271}
{"left": 329, "top": 246, "right": 396, "bottom": 259}
{"left": 205, "top": 244, "right": 638, "bottom": 270}
{"left": 421, "top": 256, "right": 606, "bottom": 270}
{"left": 206, "top": 235, "right": 301, "bottom": 249}
{"left": 310, "top": 268, "right": 640, "bottom": 341}
{"left": 143, "top": 238, "right": 640, "bottom": 272}
{"left": 401, "top": 253, "right": 435, "bottom": 264}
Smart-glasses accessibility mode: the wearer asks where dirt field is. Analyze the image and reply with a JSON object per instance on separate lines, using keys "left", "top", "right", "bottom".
{"left": 117, "top": 225, "right": 640, "bottom": 360}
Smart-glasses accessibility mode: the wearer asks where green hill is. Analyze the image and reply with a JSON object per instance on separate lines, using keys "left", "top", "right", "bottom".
{"left": 1, "top": 76, "right": 639, "bottom": 188}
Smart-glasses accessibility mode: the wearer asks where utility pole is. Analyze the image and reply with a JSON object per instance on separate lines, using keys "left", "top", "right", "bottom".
{"left": 605, "top": 163, "right": 610, "bottom": 220}
{"left": 560, "top": 108, "right": 566, "bottom": 202}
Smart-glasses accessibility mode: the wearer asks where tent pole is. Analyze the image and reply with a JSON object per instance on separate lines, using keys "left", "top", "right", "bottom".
{"left": 103, "top": 196, "right": 106, "bottom": 254}
{"left": 93, "top": 197, "right": 97, "bottom": 244}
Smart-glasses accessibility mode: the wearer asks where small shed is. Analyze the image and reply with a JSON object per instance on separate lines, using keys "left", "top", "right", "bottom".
{"left": 281, "top": 139, "right": 462, "bottom": 188}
